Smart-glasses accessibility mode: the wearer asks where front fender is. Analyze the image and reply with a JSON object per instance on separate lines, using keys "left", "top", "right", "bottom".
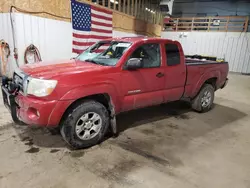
{"left": 60, "top": 83, "right": 121, "bottom": 112}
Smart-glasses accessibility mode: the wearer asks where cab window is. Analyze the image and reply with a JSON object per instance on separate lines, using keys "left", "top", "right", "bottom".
{"left": 129, "top": 43, "right": 161, "bottom": 68}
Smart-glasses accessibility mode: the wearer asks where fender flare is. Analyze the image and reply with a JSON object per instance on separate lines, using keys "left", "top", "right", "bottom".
{"left": 191, "top": 70, "right": 221, "bottom": 97}
{"left": 60, "top": 83, "right": 120, "bottom": 135}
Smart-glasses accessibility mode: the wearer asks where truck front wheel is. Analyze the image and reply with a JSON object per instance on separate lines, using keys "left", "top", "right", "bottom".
{"left": 191, "top": 84, "right": 214, "bottom": 113}
{"left": 60, "top": 100, "right": 109, "bottom": 149}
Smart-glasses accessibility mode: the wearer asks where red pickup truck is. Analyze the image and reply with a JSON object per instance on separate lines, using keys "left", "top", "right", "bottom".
{"left": 2, "top": 37, "right": 228, "bottom": 149}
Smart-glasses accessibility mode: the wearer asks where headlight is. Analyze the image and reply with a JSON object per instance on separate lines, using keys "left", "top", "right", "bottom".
{"left": 27, "top": 78, "right": 57, "bottom": 97}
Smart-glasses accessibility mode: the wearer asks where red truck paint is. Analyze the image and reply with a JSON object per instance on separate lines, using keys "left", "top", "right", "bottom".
{"left": 15, "top": 37, "right": 228, "bottom": 127}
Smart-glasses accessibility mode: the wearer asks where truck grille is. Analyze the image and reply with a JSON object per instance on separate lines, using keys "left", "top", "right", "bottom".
{"left": 13, "top": 73, "right": 24, "bottom": 92}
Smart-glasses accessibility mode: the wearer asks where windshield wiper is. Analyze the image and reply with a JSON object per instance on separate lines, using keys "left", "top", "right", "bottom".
{"left": 85, "top": 59, "right": 99, "bottom": 64}
{"left": 85, "top": 59, "right": 110, "bottom": 66}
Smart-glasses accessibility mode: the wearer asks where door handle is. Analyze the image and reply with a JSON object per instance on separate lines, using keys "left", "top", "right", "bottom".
{"left": 156, "top": 72, "right": 165, "bottom": 78}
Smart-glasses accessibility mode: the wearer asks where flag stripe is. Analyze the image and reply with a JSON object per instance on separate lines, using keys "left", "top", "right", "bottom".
{"left": 92, "top": 17, "right": 112, "bottom": 25}
{"left": 92, "top": 20, "right": 112, "bottom": 28}
{"left": 92, "top": 24, "right": 112, "bottom": 31}
{"left": 91, "top": 9, "right": 112, "bottom": 19}
{"left": 73, "top": 48, "right": 106, "bottom": 54}
{"left": 73, "top": 33, "right": 111, "bottom": 40}
{"left": 73, "top": 41, "right": 95, "bottom": 47}
{"left": 73, "top": 37, "right": 108, "bottom": 43}
{"left": 73, "top": 44, "right": 109, "bottom": 50}
{"left": 73, "top": 49, "right": 84, "bottom": 54}
{"left": 73, "top": 30, "right": 111, "bottom": 37}
{"left": 91, "top": 6, "right": 112, "bottom": 16}
{"left": 91, "top": 13, "right": 112, "bottom": 22}
{"left": 73, "top": 46, "right": 88, "bottom": 51}
{"left": 92, "top": 28, "right": 112, "bottom": 34}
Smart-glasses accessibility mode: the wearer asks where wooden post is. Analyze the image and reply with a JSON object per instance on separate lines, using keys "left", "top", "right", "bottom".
{"left": 191, "top": 17, "right": 194, "bottom": 31}
{"left": 155, "top": 12, "right": 158, "bottom": 24}
{"left": 208, "top": 17, "right": 211, "bottom": 31}
{"left": 152, "top": 5, "right": 155, "bottom": 24}
{"left": 131, "top": 0, "right": 134, "bottom": 16}
{"left": 135, "top": 0, "right": 138, "bottom": 17}
{"left": 226, "top": 16, "right": 229, "bottom": 31}
{"left": 153, "top": 6, "right": 156, "bottom": 24}
{"left": 244, "top": 16, "right": 248, "bottom": 32}
{"left": 143, "top": 0, "right": 145, "bottom": 20}
{"left": 113, "top": 0, "right": 116, "bottom": 10}
{"left": 144, "top": 0, "right": 146, "bottom": 21}
{"left": 118, "top": 0, "right": 121, "bottom": 11}
{"left": 127, "top": 0, "right": 130, "bottom": 15}
{"left": 123, "top": 0, "right": 126, "bottom": 13}
{"left": 158, "top": 12, "right": 161, "bottom": 25}
{"left": 160, "top": 14, "right": 164, "bottom": 29}
{"left": 176, "top": 18, "right": 179, "bottom": 31}
{"left": 138, "top": 0, "right": 141, "bottom": 19}
{"left": 108, "top": 0, "right": 110, "bottom": 9}
{"left": 149, "top": 0, "right": 151, "bottom": 22}
{"left": 102, "top": 0, "right": 105, "bottom": 6}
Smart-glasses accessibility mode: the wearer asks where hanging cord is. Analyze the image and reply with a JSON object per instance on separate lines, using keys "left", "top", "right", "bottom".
{"left": 24, "top": 44, "right": 42, "bottom": 64}
{"left": 10, "top": 5, "right": 70, "bottom": 67}
{"left": 0, "top": 40, "right": 11, "bottom": 76}
{"left": 10, "top": 6, "right": 19, "bottom": 67}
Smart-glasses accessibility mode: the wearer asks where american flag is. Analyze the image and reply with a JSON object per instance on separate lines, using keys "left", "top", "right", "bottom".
{"left": 71, "top": 0, "right": 113, "bottom": 54}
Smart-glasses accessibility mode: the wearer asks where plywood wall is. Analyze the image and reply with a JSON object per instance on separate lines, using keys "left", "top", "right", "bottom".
{"left": 0, "top": 0, "right": 161, "bottom": 36}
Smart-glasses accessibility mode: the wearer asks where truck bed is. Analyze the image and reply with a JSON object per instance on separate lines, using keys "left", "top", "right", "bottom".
{"left": 183, "top": 58, "right": 229, "bottom": 98}
{"left": 185, "top": 58, "right": 228, "bottom": 65}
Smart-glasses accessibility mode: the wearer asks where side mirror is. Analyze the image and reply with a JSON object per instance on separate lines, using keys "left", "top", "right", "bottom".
{"left": 126, "top": 58, "right": 143, "bottom": 70}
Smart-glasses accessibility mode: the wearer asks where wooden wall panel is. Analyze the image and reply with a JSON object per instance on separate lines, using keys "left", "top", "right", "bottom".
{"left": 1, "top": 0, "right": 12, "bottom": 12}
{"left": 1, "top": 0, "right": 161, "bottom": 36}
{"left": 113, "top": 12, "right": 161, "bottom": 36}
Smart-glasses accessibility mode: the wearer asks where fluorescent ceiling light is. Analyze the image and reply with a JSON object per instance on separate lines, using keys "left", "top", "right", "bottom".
{"left": 110, "top": 0, "right": 118, "bottom": 4}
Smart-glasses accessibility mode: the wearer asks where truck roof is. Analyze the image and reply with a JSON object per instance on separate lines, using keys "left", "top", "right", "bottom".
{"left": 104, "top": 37, "right": 173, "bottom": 43}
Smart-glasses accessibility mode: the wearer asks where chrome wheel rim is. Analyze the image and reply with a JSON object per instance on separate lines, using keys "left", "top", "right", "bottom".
{"left": 201, "top": 90, "right": 212, "bottom": 108}
{"left": 75, "top": 112, "right": 102, "bottom": 140}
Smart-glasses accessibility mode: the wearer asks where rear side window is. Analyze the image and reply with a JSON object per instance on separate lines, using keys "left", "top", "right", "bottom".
{"left": 165, "top": 43, "right": 180, "bottom": 66}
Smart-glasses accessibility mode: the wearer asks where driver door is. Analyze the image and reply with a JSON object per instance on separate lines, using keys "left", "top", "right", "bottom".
{"left": 121, "top": 43, "right": 165, "bottom": 112}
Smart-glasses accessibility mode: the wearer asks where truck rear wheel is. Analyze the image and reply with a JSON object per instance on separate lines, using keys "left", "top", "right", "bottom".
{"left": 191, "top": 84, "right": 214, "bottom": 113}
{"left": 60, "top": 100, "right": 109, "bottom": 149}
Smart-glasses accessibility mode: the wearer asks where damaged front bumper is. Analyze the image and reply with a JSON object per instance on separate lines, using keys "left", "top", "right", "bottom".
{"left": 1, "top": 76, "right": 24, "bottom": 124}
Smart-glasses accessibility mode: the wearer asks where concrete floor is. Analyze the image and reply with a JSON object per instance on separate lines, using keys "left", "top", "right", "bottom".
{"left": 0, "top": 73, "right": 250, "bottom": 188}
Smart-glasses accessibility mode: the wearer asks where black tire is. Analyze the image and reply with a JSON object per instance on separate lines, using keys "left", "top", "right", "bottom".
{"left": 191, "top": 84, "right": 214, "bottom": 113}
{"left": 60, "top": 100, "right": 109, "bottom": 149}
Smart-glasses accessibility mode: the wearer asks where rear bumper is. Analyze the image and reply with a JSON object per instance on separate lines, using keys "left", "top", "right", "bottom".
{"left": 220, "top": 78, "right": 229, "bottom": 89}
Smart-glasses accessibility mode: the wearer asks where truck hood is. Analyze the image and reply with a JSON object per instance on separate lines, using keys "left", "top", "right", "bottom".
{"left": 20, "top": 59, "right": 104, "bottom": 79}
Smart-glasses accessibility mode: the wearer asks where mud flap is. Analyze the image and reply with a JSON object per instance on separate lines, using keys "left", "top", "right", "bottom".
{"left": 107, "top": 96, "right": 118, "bottom": 137}
{"left": 110, "top": 116, "right": 118, "bottom": 137}
{"left": 220, "top": 78, "right": 228, "bottom": 89}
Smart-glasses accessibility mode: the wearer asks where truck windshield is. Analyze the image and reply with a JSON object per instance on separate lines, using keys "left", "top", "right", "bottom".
{"left": 76, "top": 41, "right": 132, "bottom": 66}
